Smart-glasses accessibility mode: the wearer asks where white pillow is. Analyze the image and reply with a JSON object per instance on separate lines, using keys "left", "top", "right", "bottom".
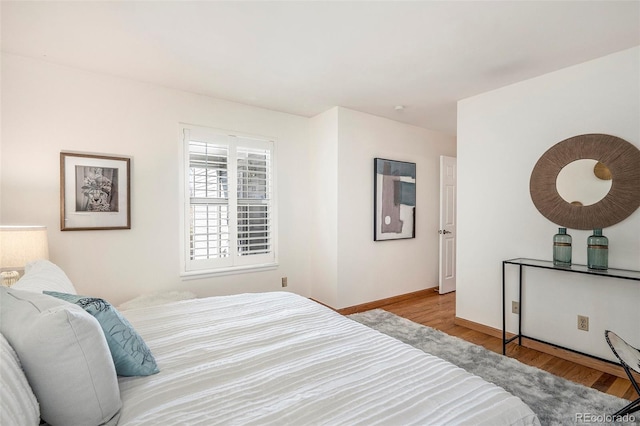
{"left": 0, "top": 333, "right": 39, "bottom": 426}
{"left": 0, "top": 287, "right": 121, "bottom": 426}
{"left": 118, "top": 290, "right": 197, "bottom": 310}
{"left": 13, "top": 259, "right": 77, "bottom": 294}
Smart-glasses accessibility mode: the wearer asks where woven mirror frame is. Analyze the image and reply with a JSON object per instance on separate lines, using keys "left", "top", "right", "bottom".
{"left": 530, "top": 134, "right": 640, "bottom": 230}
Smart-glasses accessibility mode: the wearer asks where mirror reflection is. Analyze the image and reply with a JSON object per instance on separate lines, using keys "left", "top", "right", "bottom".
{"left": 556, "top": 159, "right": 612, "bottom": 206}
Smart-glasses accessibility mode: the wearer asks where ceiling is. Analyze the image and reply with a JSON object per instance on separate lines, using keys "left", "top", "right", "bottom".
{"left": 2, "top": 1, "right": 639, "bottom": 135}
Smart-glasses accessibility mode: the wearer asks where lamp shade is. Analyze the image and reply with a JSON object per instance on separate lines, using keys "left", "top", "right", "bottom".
{"left": 0, "top": 226, "right": 49, "bottom": 269}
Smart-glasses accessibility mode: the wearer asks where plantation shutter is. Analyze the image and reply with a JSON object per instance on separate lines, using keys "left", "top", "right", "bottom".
{"left": 182, "top": 126, "right": 276, "bottom": 274}
{"left": 236, "top": 146, "right": 271, "bottom": 257}
{"left": 188, "top": 141, "right": 230, "bottom": 263}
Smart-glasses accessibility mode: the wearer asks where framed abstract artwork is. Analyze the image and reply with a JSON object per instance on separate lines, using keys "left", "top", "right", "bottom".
{"left": 374, "top": 158, "right": 416, "bottom": 241}
{"left": 60, "top": 152, "right": 131, "bottom": 231}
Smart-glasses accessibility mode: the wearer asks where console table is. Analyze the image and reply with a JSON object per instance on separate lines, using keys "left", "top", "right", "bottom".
{"left": 502, "top": 258, "right": 640, "bottom": 360}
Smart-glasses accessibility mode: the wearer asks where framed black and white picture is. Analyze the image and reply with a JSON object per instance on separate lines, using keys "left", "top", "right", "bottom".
{"left": 60, "top": 152, "right": 131, "bottom": 231}
{"left": 374, "top": 158, "right": 416, "bottom": 241}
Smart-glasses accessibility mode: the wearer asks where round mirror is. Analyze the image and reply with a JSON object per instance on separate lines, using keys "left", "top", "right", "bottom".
{"left": 530, "top": 134, "right": 640, "bottom": 229}
{"left": 556, "top": 159, "right": 612, "bottom": 206}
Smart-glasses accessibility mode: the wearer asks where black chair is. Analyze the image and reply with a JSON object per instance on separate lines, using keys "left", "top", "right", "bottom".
{"left": 605, "top": 330, "right": 640, "bottom": 416}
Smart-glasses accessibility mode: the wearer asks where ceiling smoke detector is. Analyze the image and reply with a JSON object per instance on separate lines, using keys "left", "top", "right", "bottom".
{"left": 394, "top": 105, "right": 405, "bottom": 111}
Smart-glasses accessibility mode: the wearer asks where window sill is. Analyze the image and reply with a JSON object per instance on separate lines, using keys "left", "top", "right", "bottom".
{"left": 180, "top": 262, "right": 279, "bottom": 280}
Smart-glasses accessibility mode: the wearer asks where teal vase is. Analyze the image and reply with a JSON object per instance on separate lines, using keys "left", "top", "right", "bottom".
{"left": 587, "top": 228, "right": 608, "bottom": 270}
{"left": 553, "top": 227, "right": 572, "bottom": 267}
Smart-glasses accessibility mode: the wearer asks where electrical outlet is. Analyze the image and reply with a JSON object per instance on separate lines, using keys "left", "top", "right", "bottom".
{"left": 511, "top": 301, "right": 520, "bottom": 314}
{"left": 281, "top": 277, "right": 288, "bottom": 288}
{"left": 577, "top": 315, "right": 589, "bottom": 331}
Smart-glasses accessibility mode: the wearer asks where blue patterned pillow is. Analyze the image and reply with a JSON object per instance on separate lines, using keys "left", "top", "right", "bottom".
{"left": 44, "top": 291, "right": 159, "bottom": 377}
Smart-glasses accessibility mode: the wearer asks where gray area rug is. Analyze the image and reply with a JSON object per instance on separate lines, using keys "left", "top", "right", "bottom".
{"left": 349, "top": 309, "right": 638, "bottom": 426}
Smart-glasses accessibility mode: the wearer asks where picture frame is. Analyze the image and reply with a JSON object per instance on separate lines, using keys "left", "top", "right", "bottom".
{"left": 374, "top": 158, "right": 416, "bottom": 241}
{"left": 60, "top": 152, "right": 131, "bottom": 231}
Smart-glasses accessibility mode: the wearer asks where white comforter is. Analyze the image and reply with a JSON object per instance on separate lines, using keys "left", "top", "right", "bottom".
{"left": 118, "top": 292, "right": 539, "bottom": 426}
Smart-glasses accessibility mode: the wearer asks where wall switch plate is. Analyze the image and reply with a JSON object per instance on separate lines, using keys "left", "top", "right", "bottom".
{"left": 578, "top": 315, "right": 589, "bottom": 331}
{"left": 281, "top": 277, "right": 288, "bottom": 288}
{"left": 512, "top": 301, "right": 520, "bottom": 314}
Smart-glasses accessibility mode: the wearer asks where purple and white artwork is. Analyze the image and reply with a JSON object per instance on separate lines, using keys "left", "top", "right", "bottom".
{"left": 374, "top": 158, "right": 416, "bottom": 241}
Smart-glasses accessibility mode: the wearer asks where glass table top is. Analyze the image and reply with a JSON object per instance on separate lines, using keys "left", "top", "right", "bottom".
{"left": 504, "top": 258, "right": 640, "bottom": 281}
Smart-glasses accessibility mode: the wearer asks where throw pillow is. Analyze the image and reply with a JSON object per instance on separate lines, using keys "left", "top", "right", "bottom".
{"left": 45, "top": 291, "right": 159, "bottom": 377}
{"left": 0, "top": 287, "right": 121, "bottom": 426}
{"left": 13, "top": 259, "right": 78, "bottom": 294}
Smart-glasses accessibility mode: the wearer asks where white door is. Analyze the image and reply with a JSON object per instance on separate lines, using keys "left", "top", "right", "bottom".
{"left": 439, "top": 156, "right": 457, "bottom": 294}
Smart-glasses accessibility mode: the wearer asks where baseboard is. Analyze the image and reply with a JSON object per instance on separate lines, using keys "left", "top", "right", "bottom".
{"left": 309, "top": 298, "right": 337, "bottom": 311}
{"left": 454, "top": 317, "right": 517, "bottom": 340}
{"left": 337, "top": 288, "right": 438, "bottom": 315}
{"left": 455, "top": 316, "right": 640, "bottom": 382}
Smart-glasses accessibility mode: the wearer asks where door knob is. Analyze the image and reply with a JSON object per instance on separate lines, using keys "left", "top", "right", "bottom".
{"left": 439, "top": 230, "right": 452, "bottom": 234}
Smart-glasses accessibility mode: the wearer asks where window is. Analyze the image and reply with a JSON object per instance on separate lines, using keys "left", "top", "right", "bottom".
{"left": 180, "top": 125, "right": 277, "bottom": 276}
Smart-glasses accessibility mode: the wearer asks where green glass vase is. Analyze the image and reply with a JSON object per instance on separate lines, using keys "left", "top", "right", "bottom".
{"left": 553, "top": 227, "right": 572, "bottom": 267}
{"left": 587, "top": 228, "right": 608, "bottom": 270}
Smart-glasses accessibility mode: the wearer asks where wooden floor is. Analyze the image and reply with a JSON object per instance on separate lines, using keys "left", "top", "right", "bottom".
{"left": 359, "top": 290, "right": 636, "bottom": 401}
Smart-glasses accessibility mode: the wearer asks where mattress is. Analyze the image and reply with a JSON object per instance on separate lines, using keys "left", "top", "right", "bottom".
{"left": 117, "top": 292, "right": 539, "bottom": 425}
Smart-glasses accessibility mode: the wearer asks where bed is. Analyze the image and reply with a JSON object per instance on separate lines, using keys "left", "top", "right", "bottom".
{"left": 1, "top": 261, "right": 540, "bottom": 426}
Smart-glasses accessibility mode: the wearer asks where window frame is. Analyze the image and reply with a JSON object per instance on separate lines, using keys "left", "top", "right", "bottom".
{"left": 179, "top": 124, "right": 278, "bottom": 278}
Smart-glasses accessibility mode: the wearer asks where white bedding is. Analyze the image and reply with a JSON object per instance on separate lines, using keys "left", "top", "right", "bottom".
{"left": 118, "top": 292, "right": 539, "bottom": 425}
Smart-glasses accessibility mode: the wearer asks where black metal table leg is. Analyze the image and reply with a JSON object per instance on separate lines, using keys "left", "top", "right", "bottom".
{"left": 518, "top": 264, "right": 522, "bottom": 346}
{"left": 502, "top": 261, "right": 506, "bottom": 354}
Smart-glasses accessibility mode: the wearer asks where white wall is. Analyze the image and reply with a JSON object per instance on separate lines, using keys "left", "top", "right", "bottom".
{"left": 1, "top": 55, "right": 456, "bottom": 310}
{"left": 332, "top": 107, "right": 456, "bottom": 309}
{"left": 309, "top": 108, "right": 340, "bottom": 307}
{"left": 1, "top": 53, "right": 312, "bottom": 305}
{"left": 457, "top": 47, "right": 640, "bottom": 361}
